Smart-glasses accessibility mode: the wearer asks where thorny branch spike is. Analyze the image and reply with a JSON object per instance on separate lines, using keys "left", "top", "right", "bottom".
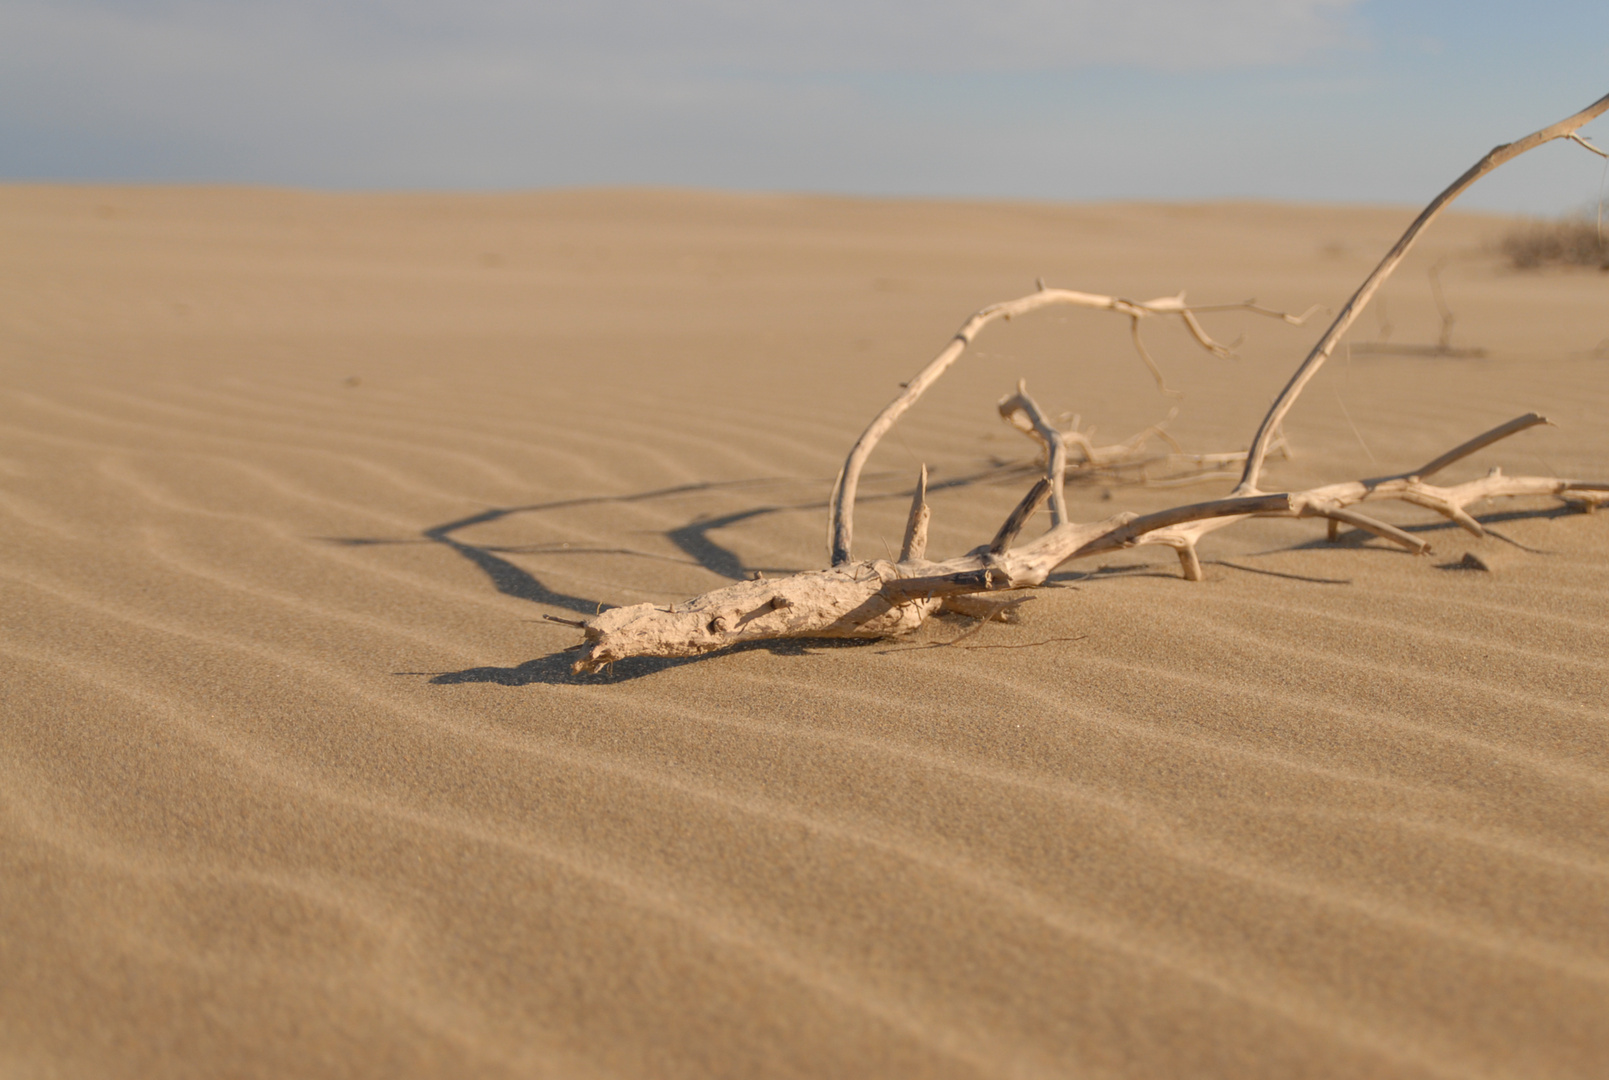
{"left": 899, "top": 465, "right": 930, "bottom": 562}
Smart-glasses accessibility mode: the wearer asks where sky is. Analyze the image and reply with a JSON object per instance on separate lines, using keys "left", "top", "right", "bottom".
{"left": 2, "top": 0, "right": 1606, "bottom": 213}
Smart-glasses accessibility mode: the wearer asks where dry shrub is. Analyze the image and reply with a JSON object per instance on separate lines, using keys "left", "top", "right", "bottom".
{"left": 1500, "top": 216, "right": 1609, "bottom": 270}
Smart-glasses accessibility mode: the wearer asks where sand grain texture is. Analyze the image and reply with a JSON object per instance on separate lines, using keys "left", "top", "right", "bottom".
{"left": 2, "top": 186, "right": 1607, "bottom": 1078}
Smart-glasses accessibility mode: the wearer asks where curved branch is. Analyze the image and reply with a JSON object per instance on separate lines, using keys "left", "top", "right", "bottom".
{"left": 1236, "top": 91, "right": 1609, "bottom": 495}
{"left": 1412, "top": 413, "right": 1550, "bottom": 479}
{"left": 1300, "top": 507, "right": 1430, "bottom": 554}
{"left": 828, "top": 288, "right": 1314, "bottom": 564}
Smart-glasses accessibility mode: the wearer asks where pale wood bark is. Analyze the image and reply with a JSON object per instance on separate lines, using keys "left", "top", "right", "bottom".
{"left": 997, "top": 383, "right": 1069, "bottom": 525}
{"left": 898, "top": 464, "right": 931, "bottom": 561}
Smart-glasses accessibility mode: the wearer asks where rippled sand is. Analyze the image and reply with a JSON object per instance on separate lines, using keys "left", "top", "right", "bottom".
{"left": 2, "top": 185, "right": 1606, "bottom": 1078}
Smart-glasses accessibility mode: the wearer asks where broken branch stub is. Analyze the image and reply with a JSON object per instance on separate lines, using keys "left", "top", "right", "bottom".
{"left": 898, "top": 464, "right": 930, "bottom": 561}
{"left": 570, "top": 92, "right": 1609, "bottom": 672}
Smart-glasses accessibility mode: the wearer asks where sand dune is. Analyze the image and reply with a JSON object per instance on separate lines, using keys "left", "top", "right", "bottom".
{"left": 1, "top": 185, "right": 1606, "bottom": 1078}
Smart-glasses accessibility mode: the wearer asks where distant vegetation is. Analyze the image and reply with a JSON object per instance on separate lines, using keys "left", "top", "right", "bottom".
{"left": 1499, "top": 216, "right": 1608, "bottom": 270}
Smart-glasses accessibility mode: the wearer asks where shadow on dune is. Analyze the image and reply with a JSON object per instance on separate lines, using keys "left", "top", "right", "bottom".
{"left": 411, "top": 636, "right": 882, "bottom": 686}
{"left": 325, "top": 477, "right": 813, "bottom": 616}
{"left": 1275, "top": 502, "right": 1591, "bottom": 558}
{"left": 325, "top": 466, "right": 1033, "bottom": 617}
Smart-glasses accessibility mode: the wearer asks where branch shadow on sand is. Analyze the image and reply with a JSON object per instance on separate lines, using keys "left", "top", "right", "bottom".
{"left": 1275, "top": 502, "right": 1589, "bottom": 558}
{"left": 326, "top": 478, "right": 800, "bottom": 617}
{"left": 409, "top": 636, "right": 883, "bottom": 686}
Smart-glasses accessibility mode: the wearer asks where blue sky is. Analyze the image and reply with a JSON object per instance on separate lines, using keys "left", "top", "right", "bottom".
{"left": 2, "top": 1, "right": 1605, "bottom": 212}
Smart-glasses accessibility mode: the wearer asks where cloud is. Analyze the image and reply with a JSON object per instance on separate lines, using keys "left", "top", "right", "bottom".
{"left": 5, "top": 0, "right": 1365, "bottom": 97}
{"left": 1, "top": 0, "right": 1366, "bottom": 188}
{"left": 718, "top": 0, "right": 1354, "bottom": 72}
{"left": 479, "top": 0, "right": 1365, "bottom": 74}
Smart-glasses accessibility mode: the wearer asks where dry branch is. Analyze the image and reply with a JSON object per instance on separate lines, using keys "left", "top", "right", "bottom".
{"left": 826, "top": 288, "right": 1315, "bottom": 567}
{"left": 1353, "top": 260, "right": 1487, "bottom": 358}
{"left": 568, "top": 94, "right": 1609, "bottom": 673}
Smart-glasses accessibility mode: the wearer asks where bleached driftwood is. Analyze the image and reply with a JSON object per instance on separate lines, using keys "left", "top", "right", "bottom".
{"left": 570, "top": 92, "right": 1609, "bottom": 673}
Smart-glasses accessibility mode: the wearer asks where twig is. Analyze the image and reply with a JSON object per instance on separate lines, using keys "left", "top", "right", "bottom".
{"left": 542, "top": 614, "right": 589, "bottom": 628}
{"left": 961, "top": 635, "right": 1088, "bottom": 651}
{"left": 997, "top": 382, "right": 1069, "bottom": 524}
{"left": 1566, "top": 133, "right": 1609, "bottom": 158}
